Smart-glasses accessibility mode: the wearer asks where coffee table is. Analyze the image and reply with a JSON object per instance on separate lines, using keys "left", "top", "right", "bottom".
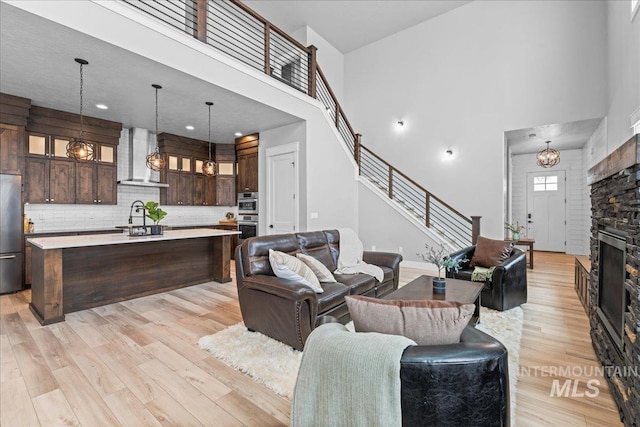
{"left": 384, "top": 275, "right": 484, "bottom": 325}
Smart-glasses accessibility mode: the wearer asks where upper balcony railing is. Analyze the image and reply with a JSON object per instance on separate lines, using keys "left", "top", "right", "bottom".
{"left": 122, "top": 0, "right": 480, "bottom": 247}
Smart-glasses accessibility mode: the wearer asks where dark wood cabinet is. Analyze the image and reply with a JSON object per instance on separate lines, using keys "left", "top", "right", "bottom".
{"left": 195, "top": 174, "right": 216, "bottom": 206}
{"left": 235, "top": 133, "right": 259, "bottom": 193}
{"left": 24, "top": 157, "right": 75, "bottom": 204}
{"left": 159, "top": 134, "right": 237, "bottom": 207}
{"left": 0, "top": 124, "right": 24, "bottom": 174}
{"left": 237, "top": 151, "right": 258, "bottom": 192}
{"left": 216, "top": 176, "right": 236, "bottom": 206}
{"left": 23, "top": 107, "right": 120, "bottom": 205}
{"left": 76, "top": 162, "right": 117, "bottom": 205}
{"left": 162, "top": 171, "right": 194, "bottom": 206}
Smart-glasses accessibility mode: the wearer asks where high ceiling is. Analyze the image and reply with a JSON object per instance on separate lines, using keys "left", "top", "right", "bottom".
{"left": 244, "top": 0, "right": 472, "bottom": 53}
{"left": 505, "top": 118, "right": 603, "bottom": 156}
{"left": 0, "top": 1, "right": 472, "bottom": 145}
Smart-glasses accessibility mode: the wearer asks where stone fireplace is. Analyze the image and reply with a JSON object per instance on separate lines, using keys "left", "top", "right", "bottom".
{"left": 587, "top": 134, "right": 639, "bottom": 426}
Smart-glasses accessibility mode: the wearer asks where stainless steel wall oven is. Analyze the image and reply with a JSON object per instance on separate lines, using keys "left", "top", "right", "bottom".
{"left": 238, "top": 192, "right": 258, "bottom": 214}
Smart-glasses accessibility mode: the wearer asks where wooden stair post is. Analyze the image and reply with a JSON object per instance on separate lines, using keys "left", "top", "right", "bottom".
{"left": 471, "top": 216, "right": 482, "bottom": 244}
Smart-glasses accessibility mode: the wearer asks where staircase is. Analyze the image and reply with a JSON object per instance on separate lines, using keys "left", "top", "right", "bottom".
{"left": 122, "top": 0, "right": 480, "bottom": 249}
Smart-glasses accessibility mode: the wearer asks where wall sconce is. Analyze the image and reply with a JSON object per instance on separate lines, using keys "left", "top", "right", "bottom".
{"left": 443, "top": 149, "right": 455, "bottom": 161}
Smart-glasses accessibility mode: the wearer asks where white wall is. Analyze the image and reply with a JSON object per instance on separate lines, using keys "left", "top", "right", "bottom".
{"left": 290, "top": 25, "right": 345, "bottom": 104}
{"left": 344, "top": 0, "right": 607, "bottom": 242}
{"left": 258, "top": 121, "right": 307, "bottom": 234}
{"left": 606, "top": 0, "right": 640, "bottom": 150}
{"left": 358, "top": 181, "right": 443, "bottom": 265}
{"left": 510, "top": 149, "right": 589, "bottom": 255}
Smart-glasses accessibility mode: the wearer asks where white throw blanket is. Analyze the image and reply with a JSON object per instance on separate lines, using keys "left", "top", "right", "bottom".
{"left": 335, "top": 228, "right": 384, "bottom": 282}
{"left": 291, "top": 323, "right": 415, "bottom": 427}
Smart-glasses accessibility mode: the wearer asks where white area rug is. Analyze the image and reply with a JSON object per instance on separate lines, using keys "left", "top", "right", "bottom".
{"left": 199, "top": 306, "right": 523, "bottom": 425}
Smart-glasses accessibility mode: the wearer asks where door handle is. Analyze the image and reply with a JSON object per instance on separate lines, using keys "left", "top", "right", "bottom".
{"left": 269, "top": 225, "right": 274, "bottom": 228}
{"left": 528, "top": 220, "right": 533, "bottom": 223}
{"left": 0, "top": 255, "right": 17, "bottom": 260}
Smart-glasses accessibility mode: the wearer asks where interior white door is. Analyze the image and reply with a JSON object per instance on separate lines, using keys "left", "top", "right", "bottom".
{"left": 526, "top": 170, "right": 566, "bottom": 252}
{"left": 266, "top": 143, "right": 298, "bottom": 235}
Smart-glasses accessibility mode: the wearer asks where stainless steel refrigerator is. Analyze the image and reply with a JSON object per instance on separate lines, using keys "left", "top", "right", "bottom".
{"left": 0, "top": 174, "right": 23, "bottom": 293}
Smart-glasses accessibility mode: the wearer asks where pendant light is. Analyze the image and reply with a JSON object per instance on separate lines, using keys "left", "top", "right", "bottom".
{"left": 146, "top": 84, "right": 166, "bottom": 171}
{"left": 66, "top": 58, "right": 95, "bottom": 160}
{"left": 202, "top": 101, "right": 217, "bottom": 176}
{"left": 536, "top": 140, "right": 560, "bottom": 168}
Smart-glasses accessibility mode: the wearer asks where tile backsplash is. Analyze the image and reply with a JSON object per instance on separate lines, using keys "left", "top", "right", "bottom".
{"left": 24, "top": 185, "right": 237, "bottom": 232}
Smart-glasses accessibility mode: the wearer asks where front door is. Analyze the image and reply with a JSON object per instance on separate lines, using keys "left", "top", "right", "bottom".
{"left": 526, "top": 170, "right": 566, "bottom": 252}
{"left": 266, "top": 143, "right": 298, "bottom": 235}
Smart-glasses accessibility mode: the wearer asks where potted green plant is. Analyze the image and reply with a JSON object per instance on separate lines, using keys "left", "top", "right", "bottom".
{"left": 504, "top": 221, "right": 525, "bottom": 241}
{"left": 144, "top": 201, "right": 167, "bottom": 235}
{"left": 417, "top": 244, "right": 467, "bottom": 293}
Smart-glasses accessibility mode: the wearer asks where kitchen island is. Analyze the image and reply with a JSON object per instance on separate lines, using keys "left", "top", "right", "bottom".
{"left": 28, "top": 228, "right": 239, "bottom": 325}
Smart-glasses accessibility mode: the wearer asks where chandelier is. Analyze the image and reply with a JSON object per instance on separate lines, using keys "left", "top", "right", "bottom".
{"left": 146, "top": 84, "right": 166, "bottom": 171}
{"left": 202, "top": 101, "right": 216, "bottom": 176}
{"left": 536, "top": 140, "right": 560, "bottom": 168}
{"left": 66, "top": 58, "right": 95, "bottom": 160}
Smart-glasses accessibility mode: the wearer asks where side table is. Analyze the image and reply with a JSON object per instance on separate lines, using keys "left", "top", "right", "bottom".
{"left": 505, "top": 238, "right": 535, "bottom": 269}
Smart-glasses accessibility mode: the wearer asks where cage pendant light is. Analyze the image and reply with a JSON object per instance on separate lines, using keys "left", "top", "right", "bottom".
{"left": 536, "top": 140, "right": 560, "bottom": 168}
{"left": 202, "top": 101, "right": 217, "bottom": 176}
{"left": 146, "top": 84, "right": 166, "bottom": 171}
{"left": 66, "top": 58, "right": 95, "bottom": 161}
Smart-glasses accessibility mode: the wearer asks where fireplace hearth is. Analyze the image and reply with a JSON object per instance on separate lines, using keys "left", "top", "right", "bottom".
{"left": 587, "top": 134, "right": 639, "bottom": 426}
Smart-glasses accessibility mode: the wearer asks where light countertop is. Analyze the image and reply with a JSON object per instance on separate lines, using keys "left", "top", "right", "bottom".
{"left": 28, "top": 228, "right": 240, "bottom": 250}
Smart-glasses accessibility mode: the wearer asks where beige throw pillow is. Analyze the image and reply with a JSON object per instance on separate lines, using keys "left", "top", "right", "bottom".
{"left": 296, "top": 253, "right": 337, "bottom": 283}
{"left": 345, "top": 295, "right": 474, "bottom": 345}
{"left": 268, "top": 249, "right": 323, "bottom": 293}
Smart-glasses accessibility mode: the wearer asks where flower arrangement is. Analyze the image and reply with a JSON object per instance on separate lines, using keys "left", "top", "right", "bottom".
{"left": 504, "top": 221, "right": 525, "bottom": 234}
{"left": 417, "top": 244, "right": 467, "bottom": 279}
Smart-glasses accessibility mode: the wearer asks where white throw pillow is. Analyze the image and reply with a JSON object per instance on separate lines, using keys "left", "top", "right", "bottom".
{"left": 268, "top": 249, "right": 323, "bottom": 293}
{"left": 296, "top": 253, "right": 337, "bottom": 283}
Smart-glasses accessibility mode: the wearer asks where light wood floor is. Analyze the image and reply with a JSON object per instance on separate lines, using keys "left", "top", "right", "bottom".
{"left": 0, "top": 252, "right": 623, "bottom": 426}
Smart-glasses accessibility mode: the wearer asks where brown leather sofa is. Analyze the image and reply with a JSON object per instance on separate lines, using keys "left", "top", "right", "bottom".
{"left": 235, "top": 230, "right": 402, "bottom": 350}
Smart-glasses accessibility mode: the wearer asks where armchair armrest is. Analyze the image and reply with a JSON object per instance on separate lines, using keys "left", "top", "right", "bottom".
{"left": 400, "top": 325, "right": 510, "bottom": 427}
{"left": 241, "top": 275, "right": 317, "bottom": 302}
{"left": 448, "top": 246, "right": 475, "bottom": 269}
{"left": 362, "top": 251, "right": 402, "bottom": 270}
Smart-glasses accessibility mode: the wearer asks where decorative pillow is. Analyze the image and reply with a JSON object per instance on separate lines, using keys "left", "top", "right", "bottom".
{"left": 268, "top": 249, "right": 323, "bottom": 293}
{"left": 345, "top": 295, "right": 474, "bottom": 345}
{"left": 470, "top": 236, "right": 513, "bottom": 268}
{"left": 296, "top": 253, "right": 337, "bottom": 283}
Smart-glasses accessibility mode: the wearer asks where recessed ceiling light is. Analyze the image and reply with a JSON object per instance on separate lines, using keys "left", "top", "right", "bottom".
{"left": 234, "top": 132, "right": 242, "bottom": 137}
{"left": 95, "top": 104, "right": 108, "bottom": 110}
{"left": 185, "top": 125, "right": 195, "bottom": 130}
{"left": 528, "top": 133, "right": 536, "bottom": 138}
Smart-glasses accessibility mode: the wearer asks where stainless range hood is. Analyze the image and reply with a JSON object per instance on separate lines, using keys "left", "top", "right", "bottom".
{"left": 118, "top": 128, "right": 169, "bottom": 188}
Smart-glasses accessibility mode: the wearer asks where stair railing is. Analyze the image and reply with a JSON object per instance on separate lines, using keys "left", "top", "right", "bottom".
{"left": 120, "top": 0, "right": 480, "bottom": 246}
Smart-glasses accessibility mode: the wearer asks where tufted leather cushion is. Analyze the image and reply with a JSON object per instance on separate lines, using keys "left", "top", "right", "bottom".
{"left": 334, "top": 274, "right": 376, "bottom": 295}
{"left": 470, "top": 236, "right": 513, "bottom": 268}
{"left": 346, "top": 295, "right": 475, "bottom": 345}
{"left": 316, "top": 282, "right": 350, "bottom": 313}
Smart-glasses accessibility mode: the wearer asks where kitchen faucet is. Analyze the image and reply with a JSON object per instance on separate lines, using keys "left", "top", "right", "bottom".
{"left": 128, "top": 200, "right": 147, "bottom": 234}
